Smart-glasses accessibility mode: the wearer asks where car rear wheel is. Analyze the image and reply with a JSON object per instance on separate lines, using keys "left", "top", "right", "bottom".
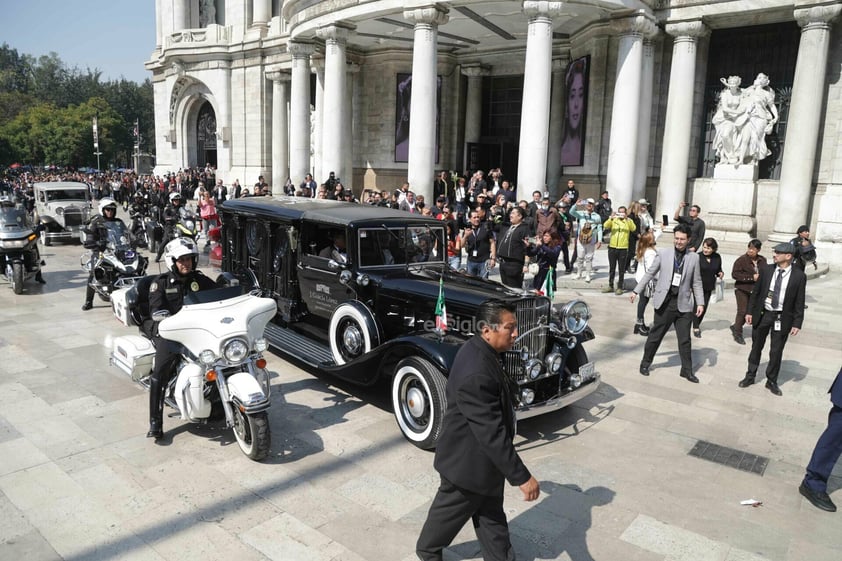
{"left": 391, "top": 356, "right": 447, "bottom": 449}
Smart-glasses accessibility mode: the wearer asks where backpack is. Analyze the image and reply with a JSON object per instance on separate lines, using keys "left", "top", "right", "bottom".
{"left": 579, "top": 221, "right": 593, "bottom": 244}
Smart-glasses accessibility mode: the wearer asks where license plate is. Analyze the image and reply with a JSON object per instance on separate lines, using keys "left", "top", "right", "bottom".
{"left": 578, "top": 361, "right": 595, "bottom": 380}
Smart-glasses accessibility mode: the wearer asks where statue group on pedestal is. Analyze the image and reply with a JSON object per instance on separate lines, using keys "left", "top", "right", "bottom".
{"left": 712, "top": 73, "right": 779, "bottom": 166}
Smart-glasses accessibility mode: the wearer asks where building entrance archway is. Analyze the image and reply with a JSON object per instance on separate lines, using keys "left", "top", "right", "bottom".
{"left": 197, "top": 100, "right": 217, "bottom": 168}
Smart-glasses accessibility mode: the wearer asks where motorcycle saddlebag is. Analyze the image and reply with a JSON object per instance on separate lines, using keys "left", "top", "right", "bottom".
{"left": 110, "top": 335, "right": 155, "bottom": 382}
{"left": 111, "top": 285, "right": 136, "bottom": 327}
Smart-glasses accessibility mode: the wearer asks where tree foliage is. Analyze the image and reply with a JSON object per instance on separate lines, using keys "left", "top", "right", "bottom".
{"left": 0, "top": 43, "right": 153, "bottom": 169}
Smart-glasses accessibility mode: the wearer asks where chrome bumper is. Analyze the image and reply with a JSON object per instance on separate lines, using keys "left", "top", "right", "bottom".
{"left": 515, "top": 373, "right": 601, "bottom": 420}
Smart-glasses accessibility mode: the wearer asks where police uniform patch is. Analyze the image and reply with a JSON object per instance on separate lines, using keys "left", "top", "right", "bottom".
{"left": 190, "top": 281, "right": 199, "bottom": 292}
{"left": 150, "top": 282, "right": 159, "bottom": 293}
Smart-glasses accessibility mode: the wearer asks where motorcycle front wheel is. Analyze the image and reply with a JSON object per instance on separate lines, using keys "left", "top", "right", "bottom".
{"left": 231, "top": 407, "right": 270, "bottom": 461}
{"left": 12, "top": 262, "right": 23, "bottom": 294}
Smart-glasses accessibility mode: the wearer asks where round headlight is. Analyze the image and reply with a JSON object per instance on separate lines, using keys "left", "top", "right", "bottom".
{"left": 521, "top": 388, "right": 535, "bottom": 405}
{"left": 357, "top": 273, "right": 370, "bottom": 286}
{"left": 525, "top": 358, "right": 543, "bottom": 380}
{"left": 222, "top": 338, "right": 249, "bottom": 363}
{"left": 254, "top": 338, "right": 268, "bottom": 352}
{"left": 545, "top": 352, "right": 563, "bottom": 374}
{"left": 199, "top": 349, "right": 216, "bottom": 365}
{"left": 185, "top": 220, "right": 195, "bottom": 230}
{"left": 569, "top": 372, "right": 583, "bottom": 389}
{"left": 558, "top": 300, "right": 591, "bottom": 335}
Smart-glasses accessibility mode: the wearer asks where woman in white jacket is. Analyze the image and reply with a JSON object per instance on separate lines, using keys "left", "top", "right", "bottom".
{"left": 633, "top": 229, "right": 661, "bottom": 335}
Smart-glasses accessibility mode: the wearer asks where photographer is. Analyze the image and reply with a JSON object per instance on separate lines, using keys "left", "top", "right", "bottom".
{"left": 462, "top": 210, "right": 496, "bottom": 279}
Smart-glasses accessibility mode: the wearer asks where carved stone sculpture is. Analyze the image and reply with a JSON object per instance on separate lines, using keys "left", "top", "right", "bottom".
{"left": 712, "top": 73, "right": 779, "bottom": 166}
{"left": 199, "top": 0, "right": 216, "bottom": 27}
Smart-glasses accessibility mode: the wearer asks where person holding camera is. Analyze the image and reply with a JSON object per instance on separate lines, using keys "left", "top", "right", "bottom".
{"left": 496, "top": 207, "right": 529, "bottom": 289}
{"left": 462, "top": 210, "right": 496, "bottom": 279}
{"left": 674, "top": 202, "right": 705, "bottom": 252}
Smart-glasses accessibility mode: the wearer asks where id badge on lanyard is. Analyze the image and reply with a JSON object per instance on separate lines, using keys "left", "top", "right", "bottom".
{"left": 672, "top": 272, "right": 682, "bottom": 287}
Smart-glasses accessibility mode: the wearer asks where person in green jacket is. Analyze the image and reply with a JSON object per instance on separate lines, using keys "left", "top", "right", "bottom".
{"left": 602, "top": 207, "right": 637, "bottom": 295}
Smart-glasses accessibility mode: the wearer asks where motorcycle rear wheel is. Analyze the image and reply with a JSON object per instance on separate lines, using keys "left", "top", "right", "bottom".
{"left": 232, "top": 408, "right": 270, "bottom": 461}
{"left": 12, "top": 263, "right": 23, "bottom": 294}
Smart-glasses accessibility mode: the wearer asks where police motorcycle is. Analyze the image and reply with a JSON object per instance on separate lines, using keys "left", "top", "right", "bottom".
{"left": 127, "top": 193, "right": 151, "bottom": 249}
{"left": 144, "top": 205, "right": 164, "bottom": 254}
{"left": 81, "top": 210, "right": 149, "bottom": 302}
{"left": 173, "top": 205, "right": 200, "bottom": 241}
{"left": 0, "top": 196, "right": 43, "bottom": 294}
{"left": 110, "top": 241, "right": 277, "bottom": 460}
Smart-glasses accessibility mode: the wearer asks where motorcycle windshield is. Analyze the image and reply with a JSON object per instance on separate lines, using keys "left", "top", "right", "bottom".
{"left": 183, "top": 285, "right": 244, "bottom": 305}
{"left": 0, "top": 207, "right": 33, "bottom": 236}
{"left": 104, "top": 221, "right": 133, "bottom": 251}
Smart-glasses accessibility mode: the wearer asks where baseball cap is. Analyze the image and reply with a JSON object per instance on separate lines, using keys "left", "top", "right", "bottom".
{"left": 638, "top": 198, "right": 649, "bottom": 205}
{"left": 586, "top": 198, "right": 595, "bottom": 204}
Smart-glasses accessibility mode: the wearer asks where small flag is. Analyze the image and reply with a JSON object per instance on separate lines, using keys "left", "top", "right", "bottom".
{"left": 435, "top": 276, "right": 447, "bottom": 334}
{"left": 539, "top": 267, "right": 554, "bottom": 300}
{"left": 133, "top": 119, "right": 139, "bottom": 138}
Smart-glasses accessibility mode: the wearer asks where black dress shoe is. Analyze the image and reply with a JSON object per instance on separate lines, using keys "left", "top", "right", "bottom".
{"left": 639, "top": 364, "right": 650, "bottom": 376}
{"left": 799, "top": 481, "right": 837, "bottom": 512}
{"left": 681, "top": 372, "right": 700, "bottom": 383}
{"left": 765, "top": 380, "right": 782, "bottom": 396}
{"left": 732, "top": 332, "right": 745, "bottom": 345}
{"left": 146, "top": 428, "right": 164, "bottom": 440}
{"left": 738, "top": 375, "right": 755, "bottom": 388}
{"left": 35, "top": 275, "right": 46, "bottom": 284}
{"left": 81, "top": 302, "right": 93, "bottom": 311}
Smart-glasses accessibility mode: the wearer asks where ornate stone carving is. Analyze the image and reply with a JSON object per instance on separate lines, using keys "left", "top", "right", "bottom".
{"left": 288, "top": 42, "right": 315, "bottom": 59}
{"left": 711, "top": 73, "right": 779, "bottom": 166}
{"left": 461, "top": 63, "right": 491, "bottom": 78}
{"left": 265, "top": 69, "right": 291, "bottom": 82}
{"left": 316, "top": 22, "right": 356, "bottom": 45}
{"left": 199, "top": 0, "right": 216, "bottom": 27}
{"left": 664, "top": 20, "right": 709, "bottom": 39}
{"left": 522, "top": 1, "right": 565, "bottom": 20}
{"left": 794, "top": 4, "right": 842, "bottom": 29}
{"left": 611, "top": 13, "right": 659, "bottom": 38}
{"left": 403, "top": 4, "right": 450, "bottom": 27}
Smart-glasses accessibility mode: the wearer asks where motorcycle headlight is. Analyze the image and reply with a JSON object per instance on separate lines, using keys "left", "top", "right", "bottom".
{"left": 254, "top": 338, "right": 268, "bottom": 352}
{"left": 222, "top": 338, "right": 249, "bottom": 363}
{"left": 185, "top": 220, "right": 195, "bottom": 230}
{"left": 199, "top": 349, "right": 216, "bottom": 365}
{"left": 545, "top": 352, "right": 563, "bottom": 374}
{"left": 525, "top": 358, "right": 543, "bottom": 380}
{"left": 554, "top": 300, "right": 591, "bottom": 335}
{"left": 0, "top": 239, "right": 28, "bottom": 249}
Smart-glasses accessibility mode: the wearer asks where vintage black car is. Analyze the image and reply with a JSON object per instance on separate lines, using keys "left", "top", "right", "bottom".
{"left": 219, "top": 197, "right": 599, "bottom": 449}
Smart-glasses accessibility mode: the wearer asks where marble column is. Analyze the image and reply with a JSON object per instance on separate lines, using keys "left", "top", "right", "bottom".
{"left": 155, "top": 0, "right": 163, "bottom": 49}
{"left": 253, "top": 0, "right": 271, "bottom": 30}
{"left": 311, "top": 58, "right": 325, "bottom": 185}
{"left": 404, "top": 4, "right": 449, "bottom": 203}
{"left": 345, "top": 63, "right": 361, "bottom": 193}
{"left": 656, "top": 21, "right": 708, "bottom": 217}
{"left": 516, "top": 1, "right": 563, "bottom": 201}
{"left": 546, "top": 56, "right": 569, "bottom": 196}
{"left": 605, "top": 13, "right": 657, "bottom": 210}
{"left": 289, "top": 42, "right": 314, "bottom": 185}
{"left": 462, "top": 63, "right": 490, "bottom": 170}
{"left": 173, "top": 0, "right": 188, "bottom": 31}
{"left": 770, "top": 4, "right": 842, "bottom": 241}
{"left": 267, "top": 70, "right": 291, "bottom": 191}
{"left": 633, "top": 34, "right": 658, "bottom": 201}
{"left": 317, "top": 23, "right": 354, "bottom": 189}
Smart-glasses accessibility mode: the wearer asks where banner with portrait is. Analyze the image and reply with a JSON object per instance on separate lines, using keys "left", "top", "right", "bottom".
{"left": 560, "top": 55, "right": 590, "bottom": 167}
{"left": 395, "top": 73, "right": 442, "bottom": 163}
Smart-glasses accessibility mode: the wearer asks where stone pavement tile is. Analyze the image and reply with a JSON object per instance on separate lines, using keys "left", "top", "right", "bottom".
{"left": 337, "top": 472, "right": 430, "bottom": 521}
{"left": 0, "top": 528, "right": 62, "bottom": 561}
{"left": 0, "top": 415, "right": 22, "bottom": 444}
{"left": 69, "top": 396, "right": 153, "bottom": 447}
{"left": 0, "top": 490, "right": 35, "bottom": 543}
{"left": 318, "top": 508, "right": 421, "bottom": 561}
{"left": 26, "top": 374, "right": 93, "bottom": 405}
{"left": 0, "top": 438, "right": 51, "bottom": 477}
{"left": 283, "top": 436, "right": 376, "bottom": 491}
{"left": 0, "top": 462, "right": 85, "bottom": 512}
{"left": 787, "top": 539, "right": 842, "bottom": 561}
{"left": 242, "top": 512, "right": 361, "bottom": 561}
{"left": 0, "top": 344, "right": 47, "bottom": 373}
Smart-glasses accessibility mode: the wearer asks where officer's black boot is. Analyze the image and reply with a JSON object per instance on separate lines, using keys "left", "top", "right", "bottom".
{"left": 81, "top": 285, "right": 95, "bottom": 311}
{"left": 147, "top": 376, "right": 165, "bottom": 440}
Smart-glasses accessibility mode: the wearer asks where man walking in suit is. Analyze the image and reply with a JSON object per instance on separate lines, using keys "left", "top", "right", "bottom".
{"left": 417, "top": 300, "right": 540, "bottom": 561}
{"left": 799, "top": 366, "right": 842, "bottom": 512}
{"left": 629, "top": 224, "right": 705, "bottom": 382}
{"left": 737, "top": 242, "right": 807, "bottom": 396}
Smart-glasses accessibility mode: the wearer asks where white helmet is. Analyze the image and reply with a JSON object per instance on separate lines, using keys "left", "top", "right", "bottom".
{"left": 98, "top": 198, "right": 118, "bottom": 214}
{"left": 162, "top": 237, "right": 199, "bottom": 274}
{"left": 169, "top": 192, "right": 182, "bottom": 203}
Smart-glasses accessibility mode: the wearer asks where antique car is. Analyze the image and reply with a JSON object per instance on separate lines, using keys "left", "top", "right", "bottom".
{"left": 219, "top": 197, "right": 599, "bottom": 449}
{"left": 33, "top": 181, "right": 92, "bottom": 245}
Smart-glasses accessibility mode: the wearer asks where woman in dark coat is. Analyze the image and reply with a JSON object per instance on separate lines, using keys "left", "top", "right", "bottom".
{"left": 693, "top": 237, "right": 724, "bottom": 337}
{"left": 528, "top": 230, "right": 562, "bottom": 293}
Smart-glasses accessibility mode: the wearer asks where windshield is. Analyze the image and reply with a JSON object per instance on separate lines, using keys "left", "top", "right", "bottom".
{"left": 358, "top": 225, "right": 446, "bottom": 267}
{"left": 183, "top": 285, "right": 244, "bottom": 305}
{"left": 0, "top": 207, "right": 29, "bottom": 228}
{"left": 103, "top": 220, "right": 132, "bottom": 250}
{"left": 45, "top": 189, "right": 88, "bottom": 202}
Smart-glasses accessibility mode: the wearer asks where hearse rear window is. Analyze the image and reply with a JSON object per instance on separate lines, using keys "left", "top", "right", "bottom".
{"left": 358, "top": 226, "right": 445, "bottom": 267}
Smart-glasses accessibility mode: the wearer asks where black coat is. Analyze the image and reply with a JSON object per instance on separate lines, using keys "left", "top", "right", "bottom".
{"left": 433, "top": 335, "right": 531, "bottom": 497}
{"left": 747, "top": 264, "right": 806, "bottom": 332}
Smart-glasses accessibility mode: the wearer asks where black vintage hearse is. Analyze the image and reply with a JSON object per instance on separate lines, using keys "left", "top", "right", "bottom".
{"left": 219, "top": 197, "right": 599, "bottom": 448}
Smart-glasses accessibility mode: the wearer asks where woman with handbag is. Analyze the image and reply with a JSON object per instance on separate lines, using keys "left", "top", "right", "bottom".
{"left": 198, "top": 191, "right": 218, "bottom": 248}
{"left": 633, "top": 230, "right": 659, "bottom": 335}
{"left": 693, "top": 237, "right": 724, "bottom": 338}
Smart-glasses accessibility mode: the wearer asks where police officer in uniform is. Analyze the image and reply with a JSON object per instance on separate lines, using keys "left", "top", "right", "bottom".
{"left": 155, "top": 192, "right": 185, "bottom": 262}
{"left": 82, "top": 198, "right": 124, "bottom": 310}
{"left": 145, "top": 238, "right": 216, "bottom": 440}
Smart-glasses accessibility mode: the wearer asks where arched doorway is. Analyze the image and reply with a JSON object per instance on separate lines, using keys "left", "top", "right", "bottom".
{"left": 197, "top": 101, "right": 217, "bottom": 168}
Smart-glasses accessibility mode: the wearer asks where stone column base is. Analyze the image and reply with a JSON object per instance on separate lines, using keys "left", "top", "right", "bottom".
{"left": 690, "top": 177, "right": 757, "bottom": 252}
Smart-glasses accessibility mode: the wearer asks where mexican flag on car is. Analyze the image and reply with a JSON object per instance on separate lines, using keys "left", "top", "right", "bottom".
{"left": 538, "top": 267, "right": 554, "bottom": 300}
{"left": 435, "top": 276, "right": 447, "bottom": 334}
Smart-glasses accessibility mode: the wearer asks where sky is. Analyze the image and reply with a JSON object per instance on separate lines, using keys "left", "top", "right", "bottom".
{"left": 2, "top": 0, "right": 156, "bottom": 83}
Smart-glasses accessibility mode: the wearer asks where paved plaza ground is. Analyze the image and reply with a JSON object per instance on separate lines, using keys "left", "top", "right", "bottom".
{"left": 0, "top": 236, "right": 840, "bottom": 561}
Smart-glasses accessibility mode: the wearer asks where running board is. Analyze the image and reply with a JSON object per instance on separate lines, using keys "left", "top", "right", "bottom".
{"left": 264, "top": 323, "right": 336, "bottom": 368}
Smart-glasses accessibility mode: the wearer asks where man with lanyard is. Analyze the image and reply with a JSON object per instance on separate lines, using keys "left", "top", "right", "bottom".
{"left": 495, "top": 207, "right": 529, "bottom": 289}
{"left": 630, "top": 223, "right": 705, "bottom": 382}
{"left": 738, "top": 242, "right": 807, "bottom": 396}
{"left": 462, "top": 210, "right": 496, "bottom": 279}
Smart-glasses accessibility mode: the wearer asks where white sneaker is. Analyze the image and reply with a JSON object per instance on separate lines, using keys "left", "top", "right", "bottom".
{"left": 585, "top": 275, "right": 592, "bottom": 283}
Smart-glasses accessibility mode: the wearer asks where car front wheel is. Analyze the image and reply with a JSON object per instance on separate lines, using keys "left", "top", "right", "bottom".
{"left": 391, "top": 356, "right": 447, "bottom": 449}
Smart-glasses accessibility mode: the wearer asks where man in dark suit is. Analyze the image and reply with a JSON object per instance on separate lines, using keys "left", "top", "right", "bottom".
{"left": 417, "top": 300, "right": 540, "bottom": 561}
{"left": 738, "top": 242, "right": 807, "bottom": 396}
{"left": 800, "top": 366, "right": 842, "bottom": 512}
{"left": 495, "top": 207, "right": 529, "bottom": 289}
{"left": 629, "top": 224, "right": 705, "bottom": 382}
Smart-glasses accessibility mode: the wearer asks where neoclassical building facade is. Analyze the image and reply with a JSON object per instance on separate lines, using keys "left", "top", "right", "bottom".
{"left": 147, "top": 0, "right": 842, "bottom": 262}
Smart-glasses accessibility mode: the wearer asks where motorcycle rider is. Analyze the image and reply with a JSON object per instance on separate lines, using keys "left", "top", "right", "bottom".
{"left": 128, "top": 191, "right": 148, "bottom": 244}
{"left": 0, "top": 196, "right": 45, "bottom": 284}
{"left": 145, "top": 238, "right": 216, "bottom": 440}
{"left": 81, "top": 198, "right": 123, "bottom": 310}
{"left": 155, "top": 192, "right": 185, "bottom": 263}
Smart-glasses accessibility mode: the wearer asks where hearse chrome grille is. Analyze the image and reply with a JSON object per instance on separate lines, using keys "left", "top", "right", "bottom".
{"left": 504, "top": 296, "right": 551, "bottom": 383}
{"left": 62, "top": 207, "right": 85, "bottom": 227}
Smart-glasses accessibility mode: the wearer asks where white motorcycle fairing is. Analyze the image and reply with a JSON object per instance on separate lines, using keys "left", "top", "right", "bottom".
{"left": 174, "top": 363, "right": 212, "bottom": 421}
{"left": 226, "top": 371, "right": 271, "bottom": 413}
{"left": 157, "top": 294, "right": 277, "bottom": 356}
